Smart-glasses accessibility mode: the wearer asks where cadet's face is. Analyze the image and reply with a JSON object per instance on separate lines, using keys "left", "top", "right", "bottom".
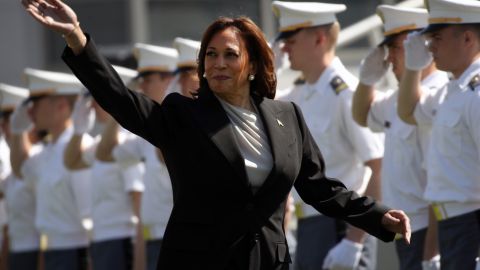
{"left": 204, "top": 27, "right": 252, "bottom": 96}
{"left": 281, "top": 29, "right": 316, "bottom": 71}
{"left": 386, "top": 33, "right": 407, "bottom": 81}
{"left": 29, "top": 96, "right": 58, "bottom": 130}
{"left": 426, "top": 26, "right": 462, "bottom": 74}
{"left": 138, "top": 73, "right": 174, "bottom": 103}
{"left": 178, "top": 69, "right": 200, "bottom": 98}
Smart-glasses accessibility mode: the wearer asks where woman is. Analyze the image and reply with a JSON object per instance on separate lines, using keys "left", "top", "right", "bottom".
{"left": 22, "top": 0, "right": 411, "bottom": 269}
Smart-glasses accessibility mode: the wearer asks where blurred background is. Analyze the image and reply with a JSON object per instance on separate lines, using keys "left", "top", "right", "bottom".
{"left": 0, "top": 1, "right": 422, "bottom": 268}
{"left": 1, "top": 0, "right": 408, "bottom": 85}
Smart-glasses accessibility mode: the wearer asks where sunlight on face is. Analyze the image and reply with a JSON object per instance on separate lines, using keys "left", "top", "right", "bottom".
{"left": 426, "top": 26, "right": 463, "bottom": 74}
{"left": 386, "top": 33, "right": 407, "bottom": 81}
{"left": 280, "top": 29, "right": 316, "bottom": 71}
{"left": 204, "top": 27, "right": 253, "bottom": 97}
{"left": 138, "top": 73, "right": 173, "bottom": 103}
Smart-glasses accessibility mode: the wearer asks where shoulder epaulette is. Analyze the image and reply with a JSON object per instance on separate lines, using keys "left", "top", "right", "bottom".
{"left": 330, "top": 76, "right": 348, "bottom": 95}
{"left": 294, "top": 75, "right": 306, "bottom": 85}
{"left": 468, "top": 74, "right": 480, "bottom": 91}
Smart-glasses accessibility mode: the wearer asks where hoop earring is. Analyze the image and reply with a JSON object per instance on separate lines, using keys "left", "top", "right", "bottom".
{"left": 248, "top": 74, "right": 255, "bottom": 81}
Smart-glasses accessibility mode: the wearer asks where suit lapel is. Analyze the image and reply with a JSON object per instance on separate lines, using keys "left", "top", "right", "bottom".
{"left": 191, "top": 90, "right": 248, "bottom": 185}
{"left": 253, "top": 97, "right": 290, "bottom": 197}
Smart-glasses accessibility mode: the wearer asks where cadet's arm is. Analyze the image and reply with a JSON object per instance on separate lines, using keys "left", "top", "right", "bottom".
{"left": 95, "top": 118, "right": 119, "bottom": 162}
{"left": 10, "top": 133, "right": 31, "bottom": 178}
{"left": 398, "top": 69, "right": 422, "bottom": 125}
{"left": 64, "top": 134, "right": 90, "bottom": 170}
{"left": 352, "top": 83, "right": 376, "bottom": 127}
{"left": 131, "top": 191, "right": 145, "bottom": 270}
{"left": 423, "top": 206, "right": 439, "bottom": 260}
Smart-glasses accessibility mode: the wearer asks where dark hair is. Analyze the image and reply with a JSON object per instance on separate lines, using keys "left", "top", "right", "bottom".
{"left": 454, "top": 23, "right": 480, "bottom": 39}
{"left": 197, "top": 16, "right": 277, "bottom": 99}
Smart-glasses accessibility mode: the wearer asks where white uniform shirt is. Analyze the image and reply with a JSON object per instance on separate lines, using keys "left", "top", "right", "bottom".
{"left": 83, "top": 130, "right": 144, "bottom": 242}
{"left": 113, "top": 136, "right": 172, "bottom": 240}
{"left": 367, "top": 71, "right": 449, "bottom": 231}
{"left": 279, "top": 57, "right": 384, "bottom": 218}
{"left": 3, "top": 174, "right": 40, "bottom": 252}
{"left": 0, "top": 136, "right": 10, "bottom": 181}
{"left": 22, "top": 127, "right": 93, "bottom": 249}
{"left": 2, "top": 144, "right": 43, "bottom": 252}
{"left": 414, "top": 59, "right": 480, "bottom": 219}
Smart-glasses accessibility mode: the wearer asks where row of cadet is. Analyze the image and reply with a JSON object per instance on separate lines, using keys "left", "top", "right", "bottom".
{"left": 0, "top": 36, "right": 201, "bottom": 270}
{"left": 2, "top": 0, "right": 480, "bottom": 269}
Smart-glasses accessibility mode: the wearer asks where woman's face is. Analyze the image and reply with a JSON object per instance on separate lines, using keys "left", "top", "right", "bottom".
{"left": 204, "top": 27, "right": 254, "bottom": 96}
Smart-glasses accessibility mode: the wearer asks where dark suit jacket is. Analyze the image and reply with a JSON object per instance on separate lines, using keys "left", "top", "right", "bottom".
{"left": 62, "top": 36, "right": 395, "bottom": 270}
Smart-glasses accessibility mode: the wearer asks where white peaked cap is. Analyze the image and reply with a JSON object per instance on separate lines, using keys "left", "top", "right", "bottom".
{"left": 377, "top": 5, "right": 428, "bottom": 36}
{"left": 272, "top": 1, "right": 346, "bottom": 37}
{"left": 426, "top": 0, "right": 480, "bottom": 26}
{"left": 112, "top": 65, "right": 138, "bottom": 84}
{"left": 173, "top": 37, "right": 201, "bottom": 69}
{"left": 0, "top": 83, "right": 28, "bottom": 111}
{"left": 23, "top": 68, "right": 83, "bottom": 98}
{"left": 133, "top": 43, "right": 178, "bottom": 74}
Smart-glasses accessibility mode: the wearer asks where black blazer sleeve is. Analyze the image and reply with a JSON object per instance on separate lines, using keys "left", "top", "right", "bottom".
{"left": 292, "top": 103, "right": 395, "bottom": 242}
{"left": 62, "top": 35, "right": 172, "bottom": 150}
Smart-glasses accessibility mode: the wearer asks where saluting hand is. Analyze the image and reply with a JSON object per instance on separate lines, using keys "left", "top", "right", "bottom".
{"left": 21, "top": 0, "right": 78, "bottom": 35}
{"left": 72, "top": 90, "right": 95, "bottom": 135}
{"left": 382, "top": 210, "right": 411, "bottom": 244}
{"left": 404, "top": 31, "right": 433, "bottom": 71}
{"left": 358, "top": 46, "right": 389, "bottom": 86}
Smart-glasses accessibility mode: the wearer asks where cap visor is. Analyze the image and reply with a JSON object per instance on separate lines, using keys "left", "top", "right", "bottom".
{"left": 174, "top": 66, "right": 196, "bottom": 75}
{"left": 135, "top": 70, "right": 173, "bottom": 79}
{"left": 275, "top": 29, "right": 302, "bottom": 41}
{"left": 421, "top": 24, "right": 450, "bottom": 34}
{"left": 25, "top": 94, "right": 48, "bottom": 103}
{"left": 378, "top": 35, "right": 395, "bottom": 47}
{"left": 378, "top": 28, "right": 424, "bottom": 47}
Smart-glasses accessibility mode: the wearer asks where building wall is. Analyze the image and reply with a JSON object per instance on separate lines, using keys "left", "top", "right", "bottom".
{"left": 1, "top": 0, "right": 402, "bottom": 86}
{"left": 0, "top": 1, "right": 46, "bottom": 86}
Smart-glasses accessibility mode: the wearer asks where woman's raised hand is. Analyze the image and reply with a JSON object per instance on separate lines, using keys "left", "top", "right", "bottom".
{"left": 21, "top": 0, "right": 78, "bottom": 35}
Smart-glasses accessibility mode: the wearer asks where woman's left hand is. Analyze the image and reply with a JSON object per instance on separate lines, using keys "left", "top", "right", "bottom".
{"left": 382, "top": 210, "right": 411, "bottom": 244}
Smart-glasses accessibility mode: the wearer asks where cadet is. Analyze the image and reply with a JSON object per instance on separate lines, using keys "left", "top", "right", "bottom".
{"left": 0, "top": 83, "right": 41, "bottom": 270}
{"left": 63, "top": 66, "right": 145, "bottom": 270}
{"left": 133, "top": 43, "right": 177, "bottom": 103}
{"left": 173, "top": 37, "right": 201, "bottom": 97}
{"left": 397, "top": 0, "right": 480, "bottom": 269}
{"left": 10, "top": 68, "right": 92, "bottom": 270}
{"left": 96, "top": 45, "right": 177, "bottom": 270}
{"left": 272, "top": 2, "right": 384, "bottom": 270}
{"left": 352, "top": 5, "right": 448, "bottom": 270}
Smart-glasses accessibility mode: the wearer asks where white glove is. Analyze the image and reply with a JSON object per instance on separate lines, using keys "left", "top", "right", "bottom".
{"left": 271, "top": 40, "right": 287, "bottom": 72}
{"left": 10, "top": 101, "right": 33, "bottom": 134}
{"left": 72, "top": 92, "right": 95, "bottom": 135}
{"left": 422, "top": 254, "right": 440, "bottom": 270}
{"left": 358, "top": 46, "right": 389, "bottom": 86}
{"left": 322, "top": 239, "right": 363, "bottom": 270}
{"left": 404, "top": 31, "right": 433, "bottom": 71}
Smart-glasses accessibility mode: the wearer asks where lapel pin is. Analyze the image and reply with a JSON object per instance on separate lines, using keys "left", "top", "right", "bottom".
{"left": 276, "top": 119, "right": 284, "bottom": 127}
